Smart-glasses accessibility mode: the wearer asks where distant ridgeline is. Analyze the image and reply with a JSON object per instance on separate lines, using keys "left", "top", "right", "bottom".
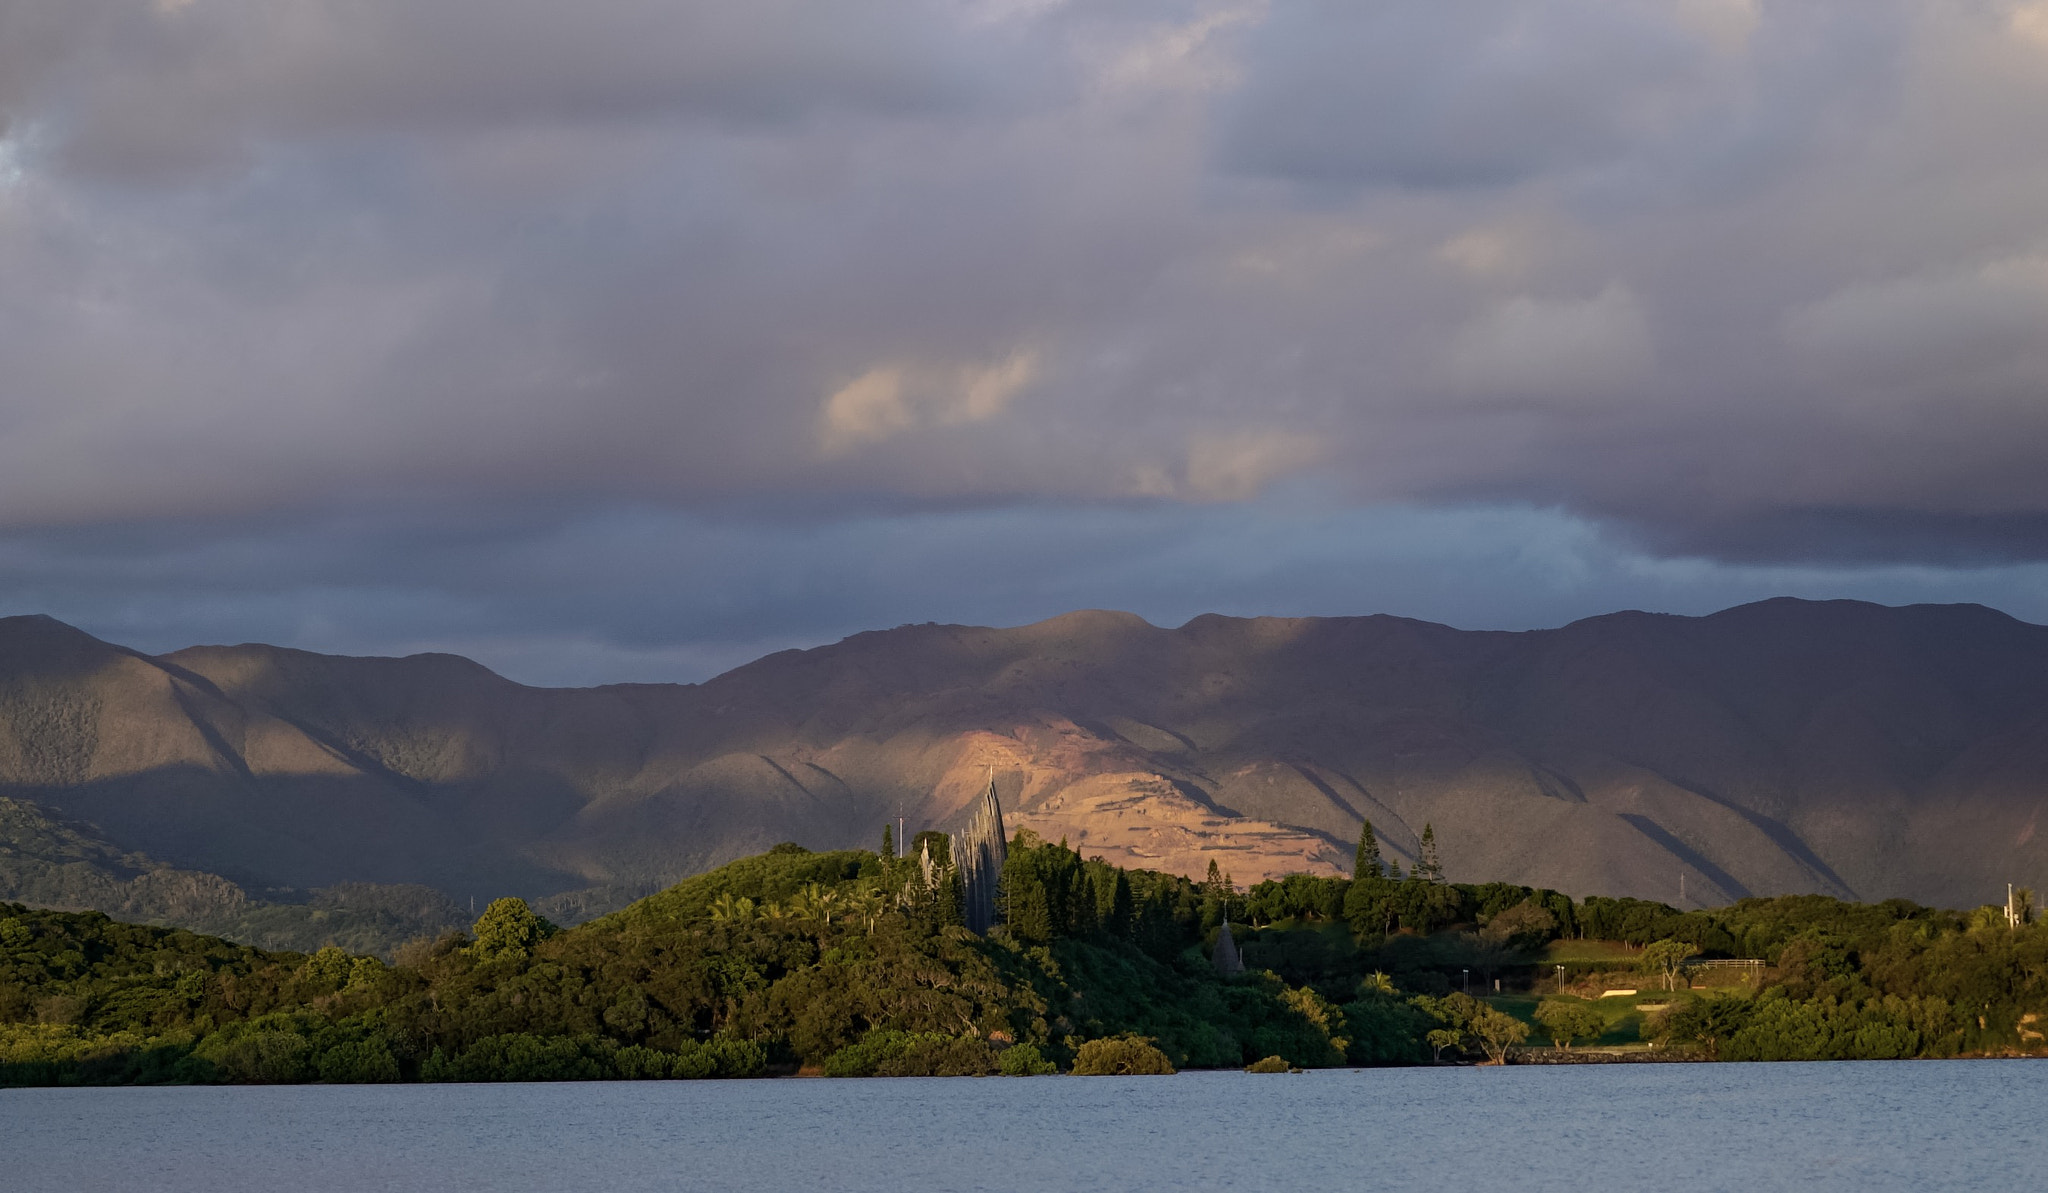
{"left": 4, "top": 822, "right": 2046, "bottom": 1086}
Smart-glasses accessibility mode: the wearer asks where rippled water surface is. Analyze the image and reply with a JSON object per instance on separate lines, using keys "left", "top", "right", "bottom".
{"left": 6, "top": 1061, "right": 2046, "bottom": 1192}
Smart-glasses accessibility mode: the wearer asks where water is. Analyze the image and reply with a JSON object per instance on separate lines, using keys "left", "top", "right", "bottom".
{"left": 5, "top": 1062, "right": 2045, "bottom": 1192}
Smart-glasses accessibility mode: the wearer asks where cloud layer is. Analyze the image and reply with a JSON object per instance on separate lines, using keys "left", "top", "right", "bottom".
{"left": 5, "top": 1, "right": 2048, "bottom": 673}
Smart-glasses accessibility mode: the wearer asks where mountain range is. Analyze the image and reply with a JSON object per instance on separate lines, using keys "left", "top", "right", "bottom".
{"left": 2, "top": 598, "right": 2045, "bottom": 936}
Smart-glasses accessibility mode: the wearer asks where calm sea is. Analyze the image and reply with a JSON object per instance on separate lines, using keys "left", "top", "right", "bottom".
{"left": 5, "top": 1062, "right": 2044, "bottom": 1192}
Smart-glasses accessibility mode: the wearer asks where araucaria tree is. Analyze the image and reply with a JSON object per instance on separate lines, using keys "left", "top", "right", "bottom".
{"left": 1417, "top": 824, "right": 1444, "bottom": 884}
{"left": 1354, "top": 821, "right": 1383, "bottom": 880}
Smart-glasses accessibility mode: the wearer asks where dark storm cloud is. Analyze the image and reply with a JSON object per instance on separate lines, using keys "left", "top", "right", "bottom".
{"left": 9, "top": 0, "right": 1018, "bottom": 177}
{"left": 1215, "top": 0, "right": 1906, "bottom": 193}
{"left": 9, "top": 498, "right": 2048, "bottom": 686}
{"left": 4, "top": 0, "right": 2048, "bottom": 673}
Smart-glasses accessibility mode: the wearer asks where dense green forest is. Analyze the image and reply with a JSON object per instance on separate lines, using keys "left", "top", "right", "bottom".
{"left": 3, "top": 825, "right": 2044, "bottom": 1086}
{"left": 0, "top": 795, "right": 486, "bottom": 956}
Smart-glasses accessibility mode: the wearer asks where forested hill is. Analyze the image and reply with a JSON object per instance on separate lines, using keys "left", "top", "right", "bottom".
{"left": 4, "top": 598, "right": 2048, "bottom": 926}
{"left": 4, "top": 838, "right": 2046, "bottom": 1087}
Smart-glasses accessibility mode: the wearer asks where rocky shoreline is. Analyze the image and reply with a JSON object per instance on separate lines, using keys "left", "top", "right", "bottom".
{"left": 1511, "top": 1048, "right": 1695, "bottom": 1064}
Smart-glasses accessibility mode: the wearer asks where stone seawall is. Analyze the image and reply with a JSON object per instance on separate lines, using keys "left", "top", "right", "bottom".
{"left": 1511, "top": 1048, "right": 1696, "bottom": 1064}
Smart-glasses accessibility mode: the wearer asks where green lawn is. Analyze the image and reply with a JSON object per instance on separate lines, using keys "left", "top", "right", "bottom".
{"left": 1489, "top": 989, "right": 1709, "bottom": 1048}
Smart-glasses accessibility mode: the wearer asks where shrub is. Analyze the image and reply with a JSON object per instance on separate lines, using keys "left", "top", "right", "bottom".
{"left": 822, "top": 1031, "right": 996, "bottom": 1077}
{"left": 423, "top": 1033, "right": 609, "bottom": 1082}
{"left": 1249, "top": 986, "right": 1348, "bottom": 1067}
{"left": 997, "top": 1043, "right": 1056, "bottom": 1076}
{"left": 1245, "top": 1055, "right": 1289, "bottom": 1073}
{"left": 196, "top": 1026, "right": 313, "bottom": 1084}
{"left": 1070, "top": 1035, "right": 1175, "bottom": 1076}
{"left": 876, "top": 1036, "right": 997, "bottom": 1077}
{"left": 684, "top": 1037, "right": 766, "bottom": 1079}
{"left": 315, "top": 1038, "right": 399, "bottom": 1084}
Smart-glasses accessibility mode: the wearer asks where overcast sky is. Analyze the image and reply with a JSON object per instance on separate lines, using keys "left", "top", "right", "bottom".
{"left": 6, "top": 0, "right": 2048, "bottom": 684}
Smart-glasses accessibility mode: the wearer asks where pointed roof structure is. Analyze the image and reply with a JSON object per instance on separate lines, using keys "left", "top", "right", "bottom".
{"left": 953, "top": 773, "right": 1008, "bottom": 934}
{"left": 1212, "top": 918, "right": 1245, "bottom": 976}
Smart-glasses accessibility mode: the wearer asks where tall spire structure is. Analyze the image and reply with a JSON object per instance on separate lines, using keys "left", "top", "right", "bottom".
{"left": 1212, "top": 917, "right": 1245, "bottom": 976}
{"left": 952, "top": 773, "right": 1008, "bottom": 934}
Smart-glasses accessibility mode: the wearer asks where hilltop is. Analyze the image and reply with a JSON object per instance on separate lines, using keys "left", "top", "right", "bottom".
{"left": 2, "top": 598, "right": 2047, "bottom": 930}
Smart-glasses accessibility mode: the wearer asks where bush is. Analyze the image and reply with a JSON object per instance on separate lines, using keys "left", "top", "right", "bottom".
{"left": 315, "top": 1038, "right": 399, "bottom": 1084}
{"left": 1070, "top": 1035, "right": 1175, "bottom": 1076}
{"left": 877, "top": 1036, "right": 998, "bottom": 1077}
{"left": 698, "top": 1037, "right": 767, "bottom": 1078}
{"left": 423, "top": 1033, "right": 609, "bottom": 1083}
{"left": 612, "top": 1045, "right": 674, "bottom": 1080}
{"left": 194, "top": 1023, "right": 313, "bottom": 1084}
{"left": 997, "top": 1042, "right": 1056, "bottom": 1076}
{"left": 1249, "top": 986, "right": 1348, "bottom": 1068}
{"left": 1245, "top": 1055, "right": 1289, "bottom": 1073}
{"left": 1341, "top": 990, "right": 1432, "bottom": 1065}
{"left": 822, "top": 1030, "right": 997, "bottom": 1077}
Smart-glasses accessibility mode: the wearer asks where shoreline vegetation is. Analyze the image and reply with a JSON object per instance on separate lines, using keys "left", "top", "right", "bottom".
{"left": 3, "top": 827, "right": 2044, "bottom": 1086}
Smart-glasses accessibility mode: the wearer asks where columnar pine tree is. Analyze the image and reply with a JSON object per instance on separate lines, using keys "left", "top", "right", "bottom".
{"left": 1354, "top": 820, "right": 1383, "bottom": 880}
{"left": 882, "top": 823, "right": 895, "bottom": 860}
{"left": 1418, "top": 824, "right": 1444, "bottom": 884}
{"left": 1107, "top": 870, "right": 1135, "bottom": 938}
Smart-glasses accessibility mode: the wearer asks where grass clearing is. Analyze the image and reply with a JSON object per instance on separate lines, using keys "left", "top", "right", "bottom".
{"left": 1489, "top": 988, "right": 1716, "bottom": 1048}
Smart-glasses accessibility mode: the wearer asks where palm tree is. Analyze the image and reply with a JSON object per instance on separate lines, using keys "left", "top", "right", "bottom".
{"left": 798, "top": 883, "right": 842, "bottom": 925}
{"left": 708, "top": 893, "right": 757, "bottom": 923}
{"left": 847, "top": 884, "right": 888, "bottom": 933}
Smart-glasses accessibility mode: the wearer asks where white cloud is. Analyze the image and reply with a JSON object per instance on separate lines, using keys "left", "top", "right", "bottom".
{"left": 819, "top": 368, "right": 915, "bottom": 455}
{"left": 818, "top": 349, "right": 1042, "bottom": 455}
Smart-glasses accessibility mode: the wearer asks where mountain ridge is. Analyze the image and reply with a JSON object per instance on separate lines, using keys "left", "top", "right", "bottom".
{"left": 2, "top": 599, "right": 2045, "bottom": 922}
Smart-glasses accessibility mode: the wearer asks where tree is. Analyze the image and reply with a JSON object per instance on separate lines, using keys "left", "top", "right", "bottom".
{"left": 467, "top": 897, "right": 555, "bottom": 964}
{"left": 708, "top": 892, "right": 756, "bottom": 922}
{"left": 1415, "top": 992, "right": 1484, "bottom": 1060}
{"left": 846, "top": 885, "right": 888, "bottom": 934}
{"left": 1656, "top": 994, "right": 1755, "bottom": 1060}
{"left": 1354, "top": 820, "right": 1383, "bottom": 880}
{"left": 1101, "top": 870, "right": 1135, "bottom": 939}
{"left": 1468, "top": 1005, "right": 1530, "bottom": 1064}
{"left": 1070, "top": 1035, "right": 1176, "bottom": 1075}
{"left": 1417, "top": 824, "right": 1444, "bottom": 884}
{"left": 1640, "top": 938, "right": 1701, "bottom": 992}
{"left": 882, "top": 823, "right": 895, "bottom": 860}
{"left": 1533, "top": 999, "right": 1605, "bottom": 1050}
{"left": 1344, "top": 875, "right": 1394, "bottom": 940}
{"left": 1479, "top": 900, "right": 1559, "bottom": 950}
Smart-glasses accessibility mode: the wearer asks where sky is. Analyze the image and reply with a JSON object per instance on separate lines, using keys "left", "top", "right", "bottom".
{"left": 5, "top": 0, "right": 2048, "bottom": 685}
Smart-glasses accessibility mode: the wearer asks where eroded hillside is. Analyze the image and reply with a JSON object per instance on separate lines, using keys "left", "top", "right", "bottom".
{"left": 2, "top": 599, "right": 2046, "bottom": 917}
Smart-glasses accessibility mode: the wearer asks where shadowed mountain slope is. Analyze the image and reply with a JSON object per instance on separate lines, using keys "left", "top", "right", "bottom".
{"left": 2, "top": 600, "right": 2045, "bottom": 916}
